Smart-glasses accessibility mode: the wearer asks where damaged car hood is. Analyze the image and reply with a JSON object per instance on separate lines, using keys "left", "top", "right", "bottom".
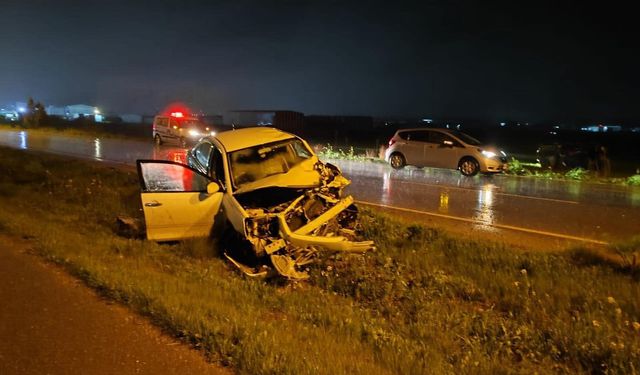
{"left": 233, "top": 157, "right": 323, "bottom": 195}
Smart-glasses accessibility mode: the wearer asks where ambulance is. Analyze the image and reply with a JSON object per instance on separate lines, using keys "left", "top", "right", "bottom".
{"left": 152, "top": 111, "right": 216, "bottom": 148}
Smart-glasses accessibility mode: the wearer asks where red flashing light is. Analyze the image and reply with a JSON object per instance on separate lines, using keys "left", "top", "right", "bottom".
{"left": 161, "top": 102, "right": 191, "bottom": 118}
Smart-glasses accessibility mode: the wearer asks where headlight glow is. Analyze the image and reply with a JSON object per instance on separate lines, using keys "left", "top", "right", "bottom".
{"left": 481, "top": 150, "right": 497, "bottom": 158}
{"left": 210, "top": 131, "right": 216, "bottom": 136}
{"left": 188, "top": 129, "right": 200, "bottom": 137}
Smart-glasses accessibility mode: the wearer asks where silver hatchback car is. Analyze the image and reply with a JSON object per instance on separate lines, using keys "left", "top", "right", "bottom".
{"left": 384, "top": 128, "right": 507, "bottom": 176}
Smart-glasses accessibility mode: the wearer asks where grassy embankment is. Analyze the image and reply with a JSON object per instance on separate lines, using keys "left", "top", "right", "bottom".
{"left": 0, "top": 146, "right": 639, "bottom": 374}
{"left": 504, "top": 157, "right": 640, "bottom": 186}
{"left": 0, "top": 120, "right": 150, "bottom": 140}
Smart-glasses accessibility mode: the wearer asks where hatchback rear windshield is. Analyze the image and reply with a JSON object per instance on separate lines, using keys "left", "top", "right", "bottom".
{"left": 397, "top": 131, "right": 409, "bottom": 140}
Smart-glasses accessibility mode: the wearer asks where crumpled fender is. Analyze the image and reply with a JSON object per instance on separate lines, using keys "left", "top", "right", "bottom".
{"left": 277, "top": 195, "right": 375, "bottom": 252}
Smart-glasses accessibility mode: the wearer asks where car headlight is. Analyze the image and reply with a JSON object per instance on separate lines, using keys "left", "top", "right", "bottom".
{"left": 481, "top": 150, "right": 497, "bottom": 158}
{"left": 210, "top": 131, "right": 216, "bottom": 136}
{"left": 188, "top": 129, "right": 200, "bottom": 137}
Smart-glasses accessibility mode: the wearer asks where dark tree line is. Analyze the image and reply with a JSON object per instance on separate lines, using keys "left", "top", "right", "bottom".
{"left": 22, "top": 97, "right": 47, "bottom": 128}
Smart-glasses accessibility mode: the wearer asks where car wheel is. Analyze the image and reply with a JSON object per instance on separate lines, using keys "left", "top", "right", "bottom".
{"left": 459, "top": 157, "right": 479, "bottom": 176}
{"left": 389, "top": 153, "right": 406, "bottom": 169}
{"left": 154, "top": 134, "right": 162, "bottom": 146}
{"left": 179, "top": 137, "right": 187, "bottom": 148}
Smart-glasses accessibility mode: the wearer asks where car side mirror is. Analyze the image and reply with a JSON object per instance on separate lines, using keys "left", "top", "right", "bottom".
{"left": 206, "top": 182, "right": 220, "bottom": 194}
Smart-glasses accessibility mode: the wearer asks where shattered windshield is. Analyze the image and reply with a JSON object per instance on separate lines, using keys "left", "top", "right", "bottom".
{"left": 229, "top": 138, "right": 313, "bottom": 188}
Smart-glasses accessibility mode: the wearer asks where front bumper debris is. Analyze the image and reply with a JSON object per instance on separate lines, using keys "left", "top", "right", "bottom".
{"left": 226, "top": 162, "right": 375, "bottom": 280}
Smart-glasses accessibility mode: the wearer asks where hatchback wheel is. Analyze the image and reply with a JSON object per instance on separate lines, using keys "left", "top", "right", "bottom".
{"left": 459, "top": 157, "right": 480, "bottom": 176}
{"left": 389, "top": 153, "right": 406, "bottom": 169}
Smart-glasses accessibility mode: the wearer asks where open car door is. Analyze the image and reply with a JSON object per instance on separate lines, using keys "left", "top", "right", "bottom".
{"left": 137, "top": 160, "right": 223, "bottom": 241}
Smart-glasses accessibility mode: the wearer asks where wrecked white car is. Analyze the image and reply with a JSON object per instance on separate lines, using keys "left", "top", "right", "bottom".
{"left": 136, "top": 127, "right": 374, "bottom": 279}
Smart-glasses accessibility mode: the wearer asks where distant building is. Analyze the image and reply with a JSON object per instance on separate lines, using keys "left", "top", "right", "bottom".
{"left": 0, "top": 105, "right": 19, "bottom": 121}
{"left": 305, "top": 115, "right": 373, "bottom": 131}
{"left": 374, "top": 118, "right": 419, "bottom": 128}
{"left": 46, "top": 104, "right": 103, "bottom": 122}
{"left": 227, "top": 110, "right": 304, "bottom": 132}
{"left": 580, "top": 124, "right": 622, "bottom": 132}
{"left": 120, "top": 114, "right": 143, "bottom": 123}
{"left": 198, "top": 114, "right": 224, "bottom": 127}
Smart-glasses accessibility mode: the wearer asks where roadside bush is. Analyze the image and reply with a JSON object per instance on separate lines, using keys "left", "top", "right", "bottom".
{"left": 627, "top": 175, "right": 640, "bottom": 185}
{"left": 317, "top": 144, "right": 368, "bottom": 162}
{"left": 565, "top": 168, "right": 589, "bottom": 180}
{"left": 505, "top": 157, "right": 531, "bottom": 175}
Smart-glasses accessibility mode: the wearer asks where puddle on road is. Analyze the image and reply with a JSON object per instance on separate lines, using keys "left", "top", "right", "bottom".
{"left": 473, "top": 184, "right": 499, "bottom": 230}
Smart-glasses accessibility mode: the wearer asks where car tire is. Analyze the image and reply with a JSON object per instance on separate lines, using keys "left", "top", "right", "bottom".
{"left": 389, "top": 153, "right": 406, "bottom": 169}
{"left": 179, "top": 137, "right": 187, "bottom": 148}
{"left": 459, "top": 157, "right": 479, "bottom": 176}
{"left": 154, "top": 134, "right": 162, "bottom": 146}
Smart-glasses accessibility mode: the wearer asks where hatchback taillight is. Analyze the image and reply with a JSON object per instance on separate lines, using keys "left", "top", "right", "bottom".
{"left": 388, "top": 138, "right": 396, "bottom": 146}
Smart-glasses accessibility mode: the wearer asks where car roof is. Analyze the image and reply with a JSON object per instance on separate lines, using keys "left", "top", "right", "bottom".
{"left": 211, "top": 127, "right": 297, "bottom": 152}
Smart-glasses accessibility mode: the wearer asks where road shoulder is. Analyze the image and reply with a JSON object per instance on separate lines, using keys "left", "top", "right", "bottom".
{"left": 0, "top": 234, "right": 230, "bottom": 375}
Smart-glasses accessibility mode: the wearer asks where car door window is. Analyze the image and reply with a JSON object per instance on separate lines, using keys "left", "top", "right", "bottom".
{"left": 138, "top": 161, "right": 210, "bottom": 192}
{"left": 292, "top": 140, "right": 312, "bottom": 158}
{"left": 194, "top": 142, "right": 213, "bottom": 168}
{"left": 448, "top": 136, "right": 463, "bottom": 147}
{"left": 156, "top": 117, "right": 168, "bottom": 127}
{"left": 408, "top": 131, "right": 428, "bottom": 142}
{"left": 430, "top": 132, "right": 462, "bottom": 147}
{"left": 428, "top": 131, "right": 448, "bottom": 145}
{"left": 210, "top": 147, "right": 225, "bottom": 185}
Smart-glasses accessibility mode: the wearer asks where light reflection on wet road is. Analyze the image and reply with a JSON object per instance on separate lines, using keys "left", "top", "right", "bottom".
{"left": 1, "top": 129, "right": 639, "bottom": 244}
{"left": 335, "top": 159, "right": 640, "bottom": 243}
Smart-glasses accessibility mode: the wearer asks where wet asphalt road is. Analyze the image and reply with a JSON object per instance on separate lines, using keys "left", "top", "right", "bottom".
{"left": 0, "top": 235, "right": 228, "bottom": 375}
{"left": 1, "top": 128, "right": 638, "bottom": 245}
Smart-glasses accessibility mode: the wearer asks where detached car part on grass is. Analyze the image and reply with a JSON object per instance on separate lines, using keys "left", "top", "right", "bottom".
{"left": 137, "top": 127, "right": 374, "bottom": 280}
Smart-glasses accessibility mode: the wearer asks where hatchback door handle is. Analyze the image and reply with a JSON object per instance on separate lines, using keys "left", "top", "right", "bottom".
{"left": 145, "top": 201, "right": 162, "bottom": 207}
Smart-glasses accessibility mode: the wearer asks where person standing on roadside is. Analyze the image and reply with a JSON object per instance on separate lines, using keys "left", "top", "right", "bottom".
{"left": 587, "top": 144, "right": 599, "bottom": 172}
{"left": 597, "top": 145, "right": 611, "bottom": 177}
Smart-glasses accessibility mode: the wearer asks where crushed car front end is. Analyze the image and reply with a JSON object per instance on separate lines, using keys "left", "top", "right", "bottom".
{"left": 222, "top": 138, "right": 374, "bottom": 279}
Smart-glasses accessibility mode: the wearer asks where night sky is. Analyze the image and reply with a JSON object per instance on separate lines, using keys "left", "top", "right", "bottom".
{"left": 1, "top": 0, "right": 638, "bottom": 123}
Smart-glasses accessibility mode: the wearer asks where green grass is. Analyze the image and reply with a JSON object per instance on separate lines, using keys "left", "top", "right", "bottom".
{"left": 628, "top": 175, "right": 640, "bottom": 186}
{"left": 0, "top": 121, "right": 148, "bottom": 140}
{"left": 505, "top": 157, "right": 640, "bottom": 185}
{"left": 1, "top": 146, "right": 639, "bottom": 374}
{"left": 317, "top": 144, "right": 374, "bottom": 162}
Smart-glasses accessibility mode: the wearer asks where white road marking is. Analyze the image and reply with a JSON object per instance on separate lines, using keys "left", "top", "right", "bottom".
{"left": 358, "top": 200, "right": 609, "bottom": 245}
